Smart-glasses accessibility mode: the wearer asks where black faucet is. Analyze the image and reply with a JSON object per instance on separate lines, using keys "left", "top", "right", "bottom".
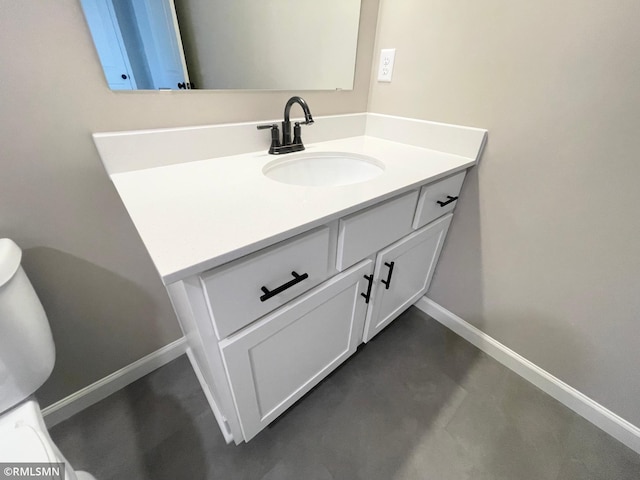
{"left": 257, "top": 96, "right": 314, "bottom": 154}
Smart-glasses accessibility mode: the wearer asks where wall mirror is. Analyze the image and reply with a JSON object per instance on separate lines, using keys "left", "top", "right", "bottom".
{"left": 80, "top": 0, "right": 362, "bottom": 91}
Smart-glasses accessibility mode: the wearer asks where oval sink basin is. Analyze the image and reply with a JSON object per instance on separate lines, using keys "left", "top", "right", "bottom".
{"left": 263, "top": 152, "right": 384, "bottom": 187}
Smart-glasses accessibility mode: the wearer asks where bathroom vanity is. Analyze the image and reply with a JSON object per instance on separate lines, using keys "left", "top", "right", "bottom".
{"left": 93, "top": 113, "right": 486, "bottom": 444}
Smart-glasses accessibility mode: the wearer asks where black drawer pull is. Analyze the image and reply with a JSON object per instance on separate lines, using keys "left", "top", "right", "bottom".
{"left": 437, "top": 195, "right": 458, "bottom": 207}
{"left": 380, "top": 261, "right": 395, "bottom": 290}
{"left": 361, "top": 274, "right": 374, "bottom": 304}
{"left": 260, "top": 271, "right": 309, "bottom": 302}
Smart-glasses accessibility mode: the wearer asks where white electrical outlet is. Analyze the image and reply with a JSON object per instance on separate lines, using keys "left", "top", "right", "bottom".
{"left": 377, "top": 48, "right": 396, "bottom": 82}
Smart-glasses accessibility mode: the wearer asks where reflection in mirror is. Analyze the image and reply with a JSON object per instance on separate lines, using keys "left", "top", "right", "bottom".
{"left": 80, "top": 0, "right": 362, "bottom": 91}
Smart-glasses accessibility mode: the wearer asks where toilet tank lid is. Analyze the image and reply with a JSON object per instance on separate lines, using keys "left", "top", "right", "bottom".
{"left": 0, "top": 239, "right": 22, "bottom": 287}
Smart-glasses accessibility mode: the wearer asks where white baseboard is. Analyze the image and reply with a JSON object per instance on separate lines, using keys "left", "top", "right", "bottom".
{"left": 415, "top": 297, "right": 640, "bottom": 455}
{"left": 42, "top": 337, "right": 187, "bottom": 428}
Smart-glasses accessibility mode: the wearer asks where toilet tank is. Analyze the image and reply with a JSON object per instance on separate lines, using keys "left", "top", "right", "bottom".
{"left": 0, "top": 239, "right": 55, "bottom": 414}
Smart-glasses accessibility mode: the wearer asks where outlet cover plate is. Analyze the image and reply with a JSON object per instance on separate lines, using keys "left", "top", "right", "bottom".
{"left": 377, "top": 48, "right": 396, "bottom": 82}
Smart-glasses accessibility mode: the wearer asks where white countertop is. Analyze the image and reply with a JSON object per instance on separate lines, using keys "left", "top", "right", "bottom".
{"left": 111, "top": 135, "right": 477, "bottom": 284}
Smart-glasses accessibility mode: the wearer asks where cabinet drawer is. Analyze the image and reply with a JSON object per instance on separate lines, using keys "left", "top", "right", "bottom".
{"left": 219, "top": 260, "right": 372, "bottom": 441}
{"left": 337, "top": 190, "right": 419, "bottom": 271}
{"left": 201, "top": 227, "right": 331, "bottom": 339}
{"left": 413, "top": 171, "right": 466, "bottom": 229}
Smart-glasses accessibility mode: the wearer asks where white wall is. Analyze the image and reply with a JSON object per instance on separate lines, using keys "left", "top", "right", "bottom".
{"left": 369, "top": 0, "right": 640, "bottom": 426}
{"left": 0, "top": 0, "right": 379, "bottom": 407}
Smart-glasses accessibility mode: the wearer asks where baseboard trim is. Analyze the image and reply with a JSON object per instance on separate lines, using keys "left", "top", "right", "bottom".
{"left": 415, "top": 297, "right": 640, "bottom": 454}
{"left": 42, "top": 337, "right": 188, "bottom": 428}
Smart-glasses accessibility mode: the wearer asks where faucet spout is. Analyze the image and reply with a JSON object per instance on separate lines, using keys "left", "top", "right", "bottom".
{"left": 284, "top": 96, "right": 314, "bottom": 125}
{"left": 282, "top": 96, "right": 314, "bottom": 147}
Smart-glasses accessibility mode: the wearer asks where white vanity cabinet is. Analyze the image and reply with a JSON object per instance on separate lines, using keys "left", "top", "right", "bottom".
{"left": 95, "top": 112, "right": 487, "bottom": 446}
{"left": 171, "top": 171, "right": 467, "bottom": 444}
{"left": 219, "top": 260, "right": 373, "bottom": 441}
{"left": 362, "top": 214, "right": 452, "bottom": 342}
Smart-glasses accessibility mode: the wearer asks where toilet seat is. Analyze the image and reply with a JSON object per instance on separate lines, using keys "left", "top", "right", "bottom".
{"left": 0, "top": 399, "right": 83, "bottom": 480}
{"left": 0, "top": 422, "right": 56, "bottom": 463}
{"left": 0, "top": 401, "right": 60, "bottom": 463}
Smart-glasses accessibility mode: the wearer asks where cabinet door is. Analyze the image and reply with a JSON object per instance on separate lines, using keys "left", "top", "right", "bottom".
{"left": 363, "top": 214, "right": 453, "bottom": 342}
{"left": 219, "top": 260, "right": 373, "bottom": 441}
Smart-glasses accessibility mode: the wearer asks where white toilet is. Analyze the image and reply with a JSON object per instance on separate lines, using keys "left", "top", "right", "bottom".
{"left": 0, "top": 239, "right": 97, "bottom": 480}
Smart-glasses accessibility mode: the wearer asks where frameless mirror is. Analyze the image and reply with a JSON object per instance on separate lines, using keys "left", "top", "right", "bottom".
{"left": 80, "top": 0, "right": 362, "bottom": 91}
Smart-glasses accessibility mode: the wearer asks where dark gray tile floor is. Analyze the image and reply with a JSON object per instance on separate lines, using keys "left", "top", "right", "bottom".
{"left": 49, "top": 308, "right": 640, "bottom": 480}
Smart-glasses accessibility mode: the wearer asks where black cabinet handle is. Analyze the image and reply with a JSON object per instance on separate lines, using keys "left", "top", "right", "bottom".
{"left": 361, "top": 274, "right": 374, "bottom": 304}
{"left": 437, "top": 195, "right": 458, "bottom": 207}
{"left": 260, "top": 271, "right": 308, "bottom": 302}
{"left": 380, "top": 261, "right": 395, "bottom": 290}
